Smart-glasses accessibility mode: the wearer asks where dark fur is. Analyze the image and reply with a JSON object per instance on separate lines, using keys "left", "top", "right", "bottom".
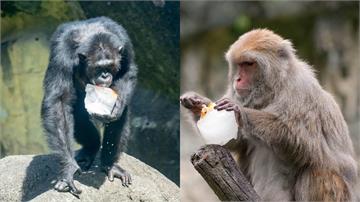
{"left": 41, "top": 17, "right": 137, "bottom": 194}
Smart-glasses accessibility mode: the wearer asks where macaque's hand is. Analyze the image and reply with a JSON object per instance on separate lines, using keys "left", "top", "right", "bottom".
{"left": 215, "top": 98, "right": 243, "bottom": 127}
{"left": 180, "top": 92, "right": 211, "bottom": 115}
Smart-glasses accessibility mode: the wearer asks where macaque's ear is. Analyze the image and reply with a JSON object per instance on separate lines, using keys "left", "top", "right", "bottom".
{"left": 78, "top": 53, "right": 87, "bottom": 62}
{"left": 225, "top": 51, "right": 231, "bottom": 62}
{"left": 118, "top": 46, "right": 124, "bottom": 54}
{"left": 278, "top": 40, "right": 295, "bottom": 58}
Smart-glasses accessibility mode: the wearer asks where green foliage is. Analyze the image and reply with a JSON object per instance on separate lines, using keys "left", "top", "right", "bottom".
{"left": 233, "top": 15, "right": 251, "bottom": 33}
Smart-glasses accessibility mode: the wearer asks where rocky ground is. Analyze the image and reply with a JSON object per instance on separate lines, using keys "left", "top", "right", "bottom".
{"left": 0, "top": 153, "right": 179, "bottom": 202}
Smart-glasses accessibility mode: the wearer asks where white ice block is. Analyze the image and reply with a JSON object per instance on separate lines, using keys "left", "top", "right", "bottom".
{"left": 84, "top": 84, "right": 118, "bottom": 116}
{"left": 197, "top": 110, "right": 238, "bottom": 145}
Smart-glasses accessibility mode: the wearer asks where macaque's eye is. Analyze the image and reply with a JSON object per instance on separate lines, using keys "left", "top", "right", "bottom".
{"left": 239, "top": 61, "right": 255, "bottom": 67}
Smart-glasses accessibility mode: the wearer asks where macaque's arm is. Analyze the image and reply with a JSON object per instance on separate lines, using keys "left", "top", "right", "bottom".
{"left": 216, "top": 98, "right": 322, "bottom": 167}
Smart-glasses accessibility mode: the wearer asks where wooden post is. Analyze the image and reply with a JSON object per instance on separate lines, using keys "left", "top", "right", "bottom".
{"left": 191, "top": 144, "right": 260, "bottom": 201}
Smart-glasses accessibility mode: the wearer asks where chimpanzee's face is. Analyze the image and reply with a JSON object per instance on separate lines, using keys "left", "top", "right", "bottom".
{"left": 90, "top": 64, "right": 116, "bottom": 87}
{"left": 79, "top": 45, "right": 123, "bottom": 87}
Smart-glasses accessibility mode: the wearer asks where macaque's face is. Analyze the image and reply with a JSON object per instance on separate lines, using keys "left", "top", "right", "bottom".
{"left": 232, "top": 59, "right": 257, "bottom": 97}
{"left": 226, "top": 29, "right": 283, "bottom": 98}
{"left": 225, "top": 29, "right": 293, "bottom": 107}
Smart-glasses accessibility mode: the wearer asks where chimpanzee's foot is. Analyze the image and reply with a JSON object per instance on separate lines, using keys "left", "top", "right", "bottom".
{"left": 103, "top": 164, "right": 132, "bottom": 186}
{"left": 54, "top": 165, "right": 82, "bottom": 198}
{"left": 75, "top": 148, "right": 97, "bottom": 171}
{"left": 54, "top": 178, "right": 82, "bottom": 197}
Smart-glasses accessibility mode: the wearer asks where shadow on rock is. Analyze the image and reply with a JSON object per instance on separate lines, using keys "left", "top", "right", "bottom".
{"left": 21, "top": 154, "right": 107, "bottom": 201}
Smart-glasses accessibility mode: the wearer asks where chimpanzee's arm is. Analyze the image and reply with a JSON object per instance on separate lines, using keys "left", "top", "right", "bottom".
{"left": 41, "top": 35, "right": 81, "bottom": 195}
{"left": 111, "top": 63, "right": 138, "bottom": 120}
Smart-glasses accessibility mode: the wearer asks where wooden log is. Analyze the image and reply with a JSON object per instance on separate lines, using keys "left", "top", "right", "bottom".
{"left": 191, "top": 144, "right": 260, "bottom": 201}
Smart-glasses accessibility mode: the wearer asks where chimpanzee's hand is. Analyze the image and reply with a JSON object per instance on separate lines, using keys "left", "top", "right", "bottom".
{"left": 91, "top": 113, "right": 117, "bottom": 123}
{"left": 103, "top": 164, "right": 132, "bottom": 187}
{"left": 215, "top": 98, "right": 243, "bottom": 127}
{"left": 109, "top": 99, "right": 123, "bottom": 119}
{"left": 180, "top": 92, "right": 211, "bottom": 115}
{"left": 90, "top": 99, "right": 124, "bottom": 123}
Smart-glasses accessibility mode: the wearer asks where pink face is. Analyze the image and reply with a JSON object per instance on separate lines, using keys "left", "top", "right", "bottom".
{"left": 234, "top": 60, "right": 257, "bottom": 96}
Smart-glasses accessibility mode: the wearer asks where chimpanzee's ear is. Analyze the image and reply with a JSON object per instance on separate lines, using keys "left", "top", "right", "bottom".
{"left": 118, "top": 46, "right": 124, "bottom": 55}
{"left": 78, "top": 53, "right": 87, "bottom": 63}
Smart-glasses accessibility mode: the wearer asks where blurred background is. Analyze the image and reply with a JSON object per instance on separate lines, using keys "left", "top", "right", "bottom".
{"left": 180, "top": 1, "right": 359, "bottom": 201}
{"left": 0, "top": 1, "right": 179, "bottom": 185}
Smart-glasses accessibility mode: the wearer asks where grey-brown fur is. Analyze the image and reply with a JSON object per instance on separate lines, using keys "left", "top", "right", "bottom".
{"left": 180, "top": 29, "right": 357, "bottom": 201}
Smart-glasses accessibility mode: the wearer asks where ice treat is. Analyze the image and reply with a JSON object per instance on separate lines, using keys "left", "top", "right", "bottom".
{"left": 84, "top": 84, "right": 118, "bottom": 116}
{"left": 197, "top": 102, "right": 238, "bottom": 145}
{"left": 200, "top": 102, "right": 216, "bottom": 119}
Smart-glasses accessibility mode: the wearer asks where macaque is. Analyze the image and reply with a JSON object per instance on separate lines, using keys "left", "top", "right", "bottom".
{"left": 180, "top": 29, "right": 357, "bottom": 201}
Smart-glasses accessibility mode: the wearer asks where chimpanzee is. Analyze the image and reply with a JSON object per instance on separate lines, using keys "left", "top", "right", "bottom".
{"left": 41, "top": 17, "right": 137, "bottom": 195}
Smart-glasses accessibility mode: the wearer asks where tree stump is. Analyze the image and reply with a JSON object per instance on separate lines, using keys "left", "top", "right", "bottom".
{"left": 191, "top": 144, "right": 260, "bottom": 201}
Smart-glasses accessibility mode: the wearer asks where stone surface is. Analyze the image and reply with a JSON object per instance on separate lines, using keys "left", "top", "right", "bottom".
{"left": 0, "top": 154, "right": 179, "bottom": 201}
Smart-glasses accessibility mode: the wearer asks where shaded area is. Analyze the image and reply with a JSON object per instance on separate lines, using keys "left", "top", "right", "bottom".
{"left": 21, "top": 155, "right": 61, "bottom": 201}
{"left": 129, "top": 88, "right": 180, "bottom": 184}
{"left": 21, "top": 153, "right": 106, "bottom": 201}
{"left": 21, "top": 155, "right": 111, "bottom": 201}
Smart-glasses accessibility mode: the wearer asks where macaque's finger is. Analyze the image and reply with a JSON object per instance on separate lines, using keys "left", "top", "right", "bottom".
{"left": 225, "top": 105, "right": 237, "bottom": 111}
{"left": 215, "top": 98, "right": 230, "bottom": 108}
{"left": 234, "top": 107, "right": 243, "bottom": 127}
{"left": 181, "top": 97, "right": 205, "bottom": 112}
{"left": 179, "top": 98, "right": 186, "bottom": 106}
{"left": 216, "top": 102, "right": 234, "bottom": 111}
{"left": 179, "top": 96, "right": 187, "bottom": 104}
{"left": 193, "top": 98, "right": 203, "bottom": 106}
{"left": 182, "top": 98, "right": 194, "bottom": 108}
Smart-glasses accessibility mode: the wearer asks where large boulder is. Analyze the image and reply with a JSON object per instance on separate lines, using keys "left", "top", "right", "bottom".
{"left": 0, "top": 154, "right": 179, "bottom": 201}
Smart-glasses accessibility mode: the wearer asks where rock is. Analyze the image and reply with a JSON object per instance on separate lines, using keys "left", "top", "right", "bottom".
{"left": 0, "top": 154, "right": 179, "bottom": 201}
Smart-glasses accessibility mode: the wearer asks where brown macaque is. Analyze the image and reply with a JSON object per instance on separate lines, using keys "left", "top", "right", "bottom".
{"left": 180, "top": 29, "right": 357, "bottom": 201}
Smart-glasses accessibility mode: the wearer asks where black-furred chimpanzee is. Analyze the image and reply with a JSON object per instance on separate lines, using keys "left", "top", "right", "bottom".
{"left": 41, "top": 17, "right": 137, "bottom": 195}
